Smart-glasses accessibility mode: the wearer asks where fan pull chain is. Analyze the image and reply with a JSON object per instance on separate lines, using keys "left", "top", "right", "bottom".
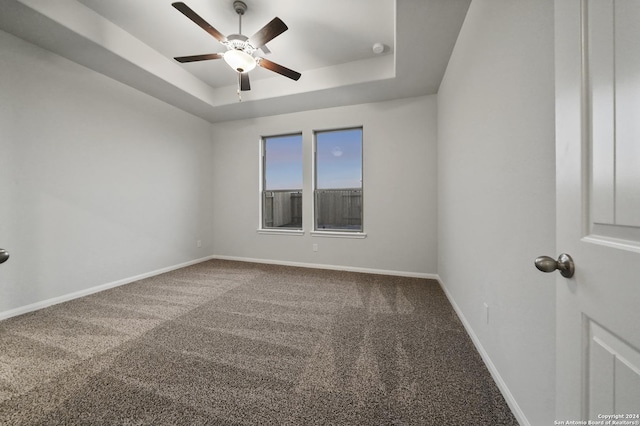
{"left": 237, "top": 73, "right": 242, "bottom": 102}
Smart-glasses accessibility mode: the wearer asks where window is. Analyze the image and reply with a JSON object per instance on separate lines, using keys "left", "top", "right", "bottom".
{"left": 314, "top": 128, "right": 363, "bottom": 232}
{"left": 261, "top": 134, "right": 303, "bottom": 230}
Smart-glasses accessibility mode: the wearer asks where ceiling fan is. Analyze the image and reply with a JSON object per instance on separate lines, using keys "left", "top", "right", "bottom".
{"left": 172, "top": 1, "right": 301, "bottom": 94}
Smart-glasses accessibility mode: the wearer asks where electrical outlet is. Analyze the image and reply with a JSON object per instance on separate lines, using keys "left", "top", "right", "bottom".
{"left": 196, "top": 240, "right": 202, "bottom": 248}
{"left": 313, "top": 244, "right": 318, "bottom": 252}
{"left": 483, "top": 303, "right": 489, "bottom": 324}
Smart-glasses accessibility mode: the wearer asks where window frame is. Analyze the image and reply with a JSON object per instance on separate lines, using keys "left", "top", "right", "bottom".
{"left": 258, "top": 132, "right": 305, "bottom": 235}
{"left": 312, "top": 127, "right": 365, "bottom": 237}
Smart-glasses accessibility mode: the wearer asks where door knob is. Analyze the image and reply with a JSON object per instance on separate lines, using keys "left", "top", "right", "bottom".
{"left": 0, "top": 249, "right": 9, "bottom": 265}
{"left": 535, "top": 253, "right": 574, "bottom": 278}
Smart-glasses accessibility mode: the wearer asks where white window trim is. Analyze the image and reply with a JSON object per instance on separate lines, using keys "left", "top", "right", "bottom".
{"left": 310, "top": 231, "right": 367, "bottom": 239}
{"left": 312, "top": 127, "right": 364, "bottom": 233}
{"left": 257, "top": 229, "right": 305, "bottom": 236}
{"left": 258, "top": 133, "right": 304, "bottom": 233}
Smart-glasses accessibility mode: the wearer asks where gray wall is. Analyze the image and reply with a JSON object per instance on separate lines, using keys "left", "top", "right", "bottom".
{"left": 437, "top": 1, "right": 556, "bottom": 425}
{"left": 0, "top": 30, "right": 214, "bottom": 316}
{"left": 211, "top": 96, "right": 438, "bottom": 276}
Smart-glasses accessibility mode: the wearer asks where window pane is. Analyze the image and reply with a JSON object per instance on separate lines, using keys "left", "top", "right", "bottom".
{"left": 262, "top": 134, "right": 302, "bottom": 229}
{"left": 264, "top": 135, "right": 303, "bottom": 190}
{"left": 315, "top": 128, "right": 363, "bottom": 231}
{"left": 316, "top": 129, "right": 362, "bottom": 190}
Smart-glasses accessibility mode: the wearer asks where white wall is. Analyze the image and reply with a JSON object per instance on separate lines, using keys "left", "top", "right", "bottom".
{"left": 0, "top": 30, "right": 214, "bottom": 316}
{"left": 437, "top": 1, "right": 556, "bottom": 425}
{"left": 211, "top": 96, "right": 438, "bottom": 276}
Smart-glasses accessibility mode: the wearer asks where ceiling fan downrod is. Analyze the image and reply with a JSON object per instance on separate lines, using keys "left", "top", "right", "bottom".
{"left": 233, "top": 1, "right": 247, "bottom": 34}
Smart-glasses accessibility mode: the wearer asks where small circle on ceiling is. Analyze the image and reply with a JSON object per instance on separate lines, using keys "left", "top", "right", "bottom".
{"left": 372, "top": 43, "right": 385, "bottom": 54}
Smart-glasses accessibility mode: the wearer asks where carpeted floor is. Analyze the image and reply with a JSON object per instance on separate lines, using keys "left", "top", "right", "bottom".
{"left": 0, "top": 260, "right": 519, "bottom": 425}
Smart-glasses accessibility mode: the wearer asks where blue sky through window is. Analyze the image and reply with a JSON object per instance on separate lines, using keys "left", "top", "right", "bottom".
{"left": 263, "top": 129, "right": 362, "bottom": 190}
{"left": 316, "top": 128, "right": 362, "bottom": 189}
{"left": 264, "top": 134, "right": 302, "bottom": 190}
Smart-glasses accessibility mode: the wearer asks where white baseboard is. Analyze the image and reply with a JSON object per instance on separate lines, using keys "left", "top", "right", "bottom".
{"left": 436, "top": 276, "right": 529, "bottom": 426}
{"left": 1, "top": 255, "right": 434, "bottom": 322}
{"left": 0, "top": 255, "right": 216, "bottom": 322}
{"left": 211, "top": 254, "right": 438, "bottom": 280}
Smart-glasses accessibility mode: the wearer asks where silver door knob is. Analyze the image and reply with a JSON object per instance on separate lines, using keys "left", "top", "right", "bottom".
{"left": 0, "top": 249, "right": 9, "bottom": 265}
{"left": 535, "top": 253, "right": 574, "bottom": 278}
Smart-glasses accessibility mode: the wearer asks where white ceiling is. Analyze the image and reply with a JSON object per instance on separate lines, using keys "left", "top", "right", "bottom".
{"left": 0, "top": 0, "right": 471, "bottom": 123}
{"left": 76, "top": 0, "right": 396, "bottom": 89}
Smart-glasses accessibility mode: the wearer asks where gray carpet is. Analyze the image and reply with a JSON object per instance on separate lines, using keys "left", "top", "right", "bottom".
{"left": 0, "top": 260, "right": 518, "bottom": 425}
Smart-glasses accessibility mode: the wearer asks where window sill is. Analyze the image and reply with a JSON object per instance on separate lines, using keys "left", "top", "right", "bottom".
{"left": 257, "top": 229, "right": 305, "bottom": 236}
{"left": 310, "top": 231, "right": 367, "bottom": 239}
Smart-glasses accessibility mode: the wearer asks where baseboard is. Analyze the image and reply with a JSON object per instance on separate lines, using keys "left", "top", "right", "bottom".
{"left": 436, "top": 276, "right": 529, "bottom": 426}
{"left": 211, "top": 254, "right": 438, "bottom": 280}
{"left": 1, "top": 255, "right": 434, "bottom": 322}
{"left": 0, "top": 255, "right": 216, "bottom": 322}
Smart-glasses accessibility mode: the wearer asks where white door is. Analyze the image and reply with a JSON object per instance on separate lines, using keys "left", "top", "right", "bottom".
{"left": 555, "top": 0, "right": 640, "bottom": 420}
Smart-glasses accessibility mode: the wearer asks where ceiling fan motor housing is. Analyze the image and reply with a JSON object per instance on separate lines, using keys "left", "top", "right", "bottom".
{"left": 226, "top": 34, "right": 254, "bottom": 52}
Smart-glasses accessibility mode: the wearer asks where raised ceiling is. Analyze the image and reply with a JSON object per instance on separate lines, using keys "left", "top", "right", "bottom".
{"left": 0, "top": 0, "right": 471, "bottom": 123}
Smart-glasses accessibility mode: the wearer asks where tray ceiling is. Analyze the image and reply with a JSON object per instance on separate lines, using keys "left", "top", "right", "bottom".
{"left": 0, "top": 0, "right": 471, "bottom": 123}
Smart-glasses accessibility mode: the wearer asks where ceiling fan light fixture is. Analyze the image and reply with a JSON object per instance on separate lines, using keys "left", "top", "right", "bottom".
{"left": 172, "top": 1, "right": 301, "bottom": 93}
{"left": 223, "top": 49, "right": 256, "bottom": 73}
